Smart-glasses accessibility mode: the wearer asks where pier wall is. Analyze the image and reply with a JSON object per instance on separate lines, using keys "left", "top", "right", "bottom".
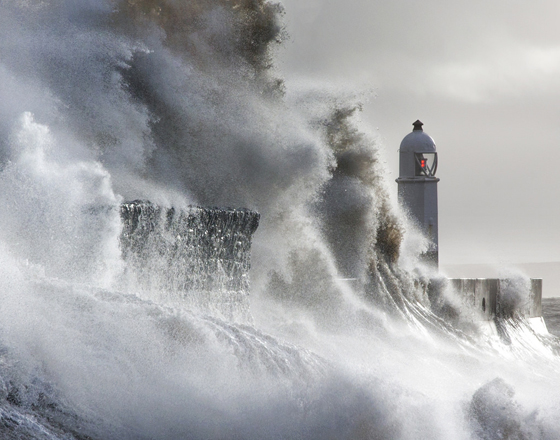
{"left": 119, "top": 201, "right": 260, "bottom": 321}
{"left": 448, "top": 278, "right": 542, "bottom": 320}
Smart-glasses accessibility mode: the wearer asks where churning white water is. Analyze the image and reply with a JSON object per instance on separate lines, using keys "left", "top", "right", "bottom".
{"left": 0, "top": 1, "right": 559, "bottom": 439}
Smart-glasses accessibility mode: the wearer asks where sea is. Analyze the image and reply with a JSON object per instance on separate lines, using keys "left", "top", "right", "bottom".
{"left": 0, "top": 1, "right": 560, "bottom": 439}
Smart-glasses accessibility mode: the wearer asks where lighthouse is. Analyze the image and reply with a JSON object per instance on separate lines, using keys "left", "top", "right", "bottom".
{"left": 396, "top": 120, "right": 439, "bottom": 267}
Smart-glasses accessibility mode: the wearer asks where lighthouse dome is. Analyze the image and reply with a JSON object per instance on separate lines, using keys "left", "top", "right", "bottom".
{"left": 400, "top": 120, "right": 436, "bottom": 153}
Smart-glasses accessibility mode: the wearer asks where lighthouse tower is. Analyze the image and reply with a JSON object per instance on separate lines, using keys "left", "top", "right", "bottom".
{"left": 396, "top": 120, "right": 439, "bottom": 267}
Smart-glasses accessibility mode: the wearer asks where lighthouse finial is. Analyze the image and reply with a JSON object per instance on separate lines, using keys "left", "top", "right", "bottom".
{"left": 412, "top": 120, "right": 423, "bottom": 131}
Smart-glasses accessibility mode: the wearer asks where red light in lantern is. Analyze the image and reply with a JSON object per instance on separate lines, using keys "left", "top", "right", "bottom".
{"left": 420, "top": 159, "right": 426, "bottom": 168}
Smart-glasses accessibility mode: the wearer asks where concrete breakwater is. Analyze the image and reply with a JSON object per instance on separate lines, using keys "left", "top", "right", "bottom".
{"left": 118, "top": 201, "right": 544, "bottom": 332}
{"left": 448, "top": 278, "right": 542, "bottom": 320}
{"left": 119, "top": 201, "right": 260, "bottom": 321}
{"left": 426, "top": 277, "right": 546, "bottom": 336}
{"left": 446, "top": 278, "right": 547, "bottom": 335}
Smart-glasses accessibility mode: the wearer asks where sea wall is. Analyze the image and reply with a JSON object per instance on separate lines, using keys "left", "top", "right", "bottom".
{"left": 119, "top": 201, "right": 260, "bottom": 320}
{"left": 449, "top": 278, "right": 542, "bottom": 320}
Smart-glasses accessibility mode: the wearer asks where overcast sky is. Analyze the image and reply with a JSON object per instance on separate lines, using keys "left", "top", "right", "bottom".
{"left": 278, "top": 0, "right": 560, "bottom": 269}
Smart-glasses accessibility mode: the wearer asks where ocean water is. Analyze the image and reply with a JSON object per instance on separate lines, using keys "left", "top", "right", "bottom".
{"left": 0, "top": 1, "right": 559, "bottom": 439}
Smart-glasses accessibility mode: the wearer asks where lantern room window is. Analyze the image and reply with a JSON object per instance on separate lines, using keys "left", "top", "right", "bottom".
{"left": 415, "top": 153, "right": 437, "bottom": 177}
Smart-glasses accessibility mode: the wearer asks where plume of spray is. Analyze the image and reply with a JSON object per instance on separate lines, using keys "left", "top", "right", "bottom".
{"left": 1, "top": 0, "right": 423, "bottom": 323}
